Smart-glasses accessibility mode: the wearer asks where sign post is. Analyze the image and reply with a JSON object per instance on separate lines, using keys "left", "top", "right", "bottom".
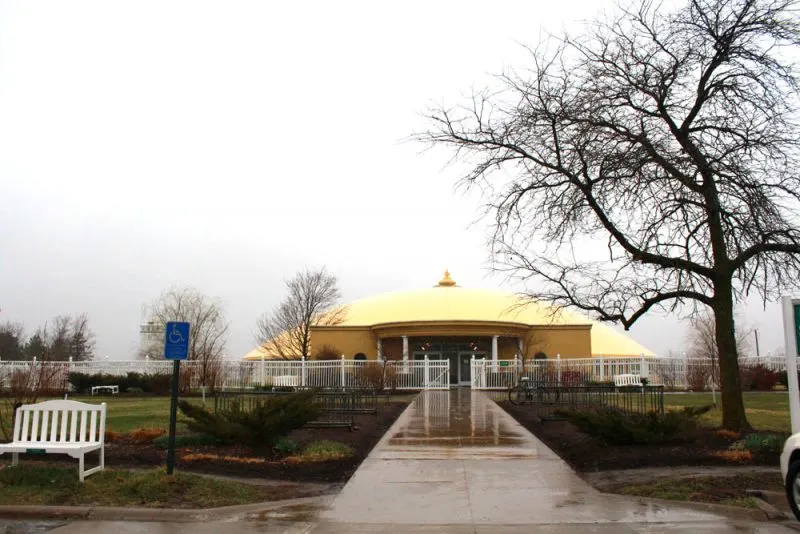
{"left": 163, "top": 321, "right": 190, "bottom": 475}
{"left": 781, "top": 298, "right": 800, "bottom": 434}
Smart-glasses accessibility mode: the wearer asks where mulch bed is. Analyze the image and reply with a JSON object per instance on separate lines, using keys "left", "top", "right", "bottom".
{"left": 499, "top": 401, "right": 781, "bottom": 473}
{"left": 104, "top": 401, "right": 408, "bottom": 483}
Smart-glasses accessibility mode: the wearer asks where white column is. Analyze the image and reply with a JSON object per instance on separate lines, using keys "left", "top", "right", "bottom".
{"left": 492, "top": 335, "right": 499, "bottom": 367}
{"left": 402, "top": 335, "right": 409, "bottom": 361}
{"left": 424, "top": 354, "right": 430, "bottom": 389}
{"left": 518, "top": 337, "right": 524, "bottom": 359}
{"left": 377, "top": 339, "right": 383, "bottom": 361}
{"left": 782, "top": 297, "right": 800, "bottom": 434}
{"left": 301, "top": 356, "right": 307, "bottom": 387}
{"left": 340, "top": 354, "right": 346, "bottom": 389}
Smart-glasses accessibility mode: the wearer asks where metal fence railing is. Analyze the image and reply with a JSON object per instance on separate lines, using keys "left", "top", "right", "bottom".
{"left": 212, "top": 389, "right": 389, "bottom": 429}
{"left": 0, "top": 357, "right": 451, "bottom": 393}
{"left": 509, "top": 385, "right": 665, "bottom": 418}
{"left": 471, "top": 355, "right": 799, "bottom": 391}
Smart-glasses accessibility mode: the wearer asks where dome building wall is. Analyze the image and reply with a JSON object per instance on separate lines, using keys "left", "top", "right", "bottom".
{"left": 245, "top": 272, "right": 654, "bottom": 380}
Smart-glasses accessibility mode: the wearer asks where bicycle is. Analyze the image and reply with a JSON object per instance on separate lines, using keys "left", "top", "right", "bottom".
{"left": 508, "top": 376, "right": 561, "bottom": 405}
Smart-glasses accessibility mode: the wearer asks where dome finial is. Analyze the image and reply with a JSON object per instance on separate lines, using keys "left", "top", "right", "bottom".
{"left": 437, "top": 269, "right": 456, "bottom": 287}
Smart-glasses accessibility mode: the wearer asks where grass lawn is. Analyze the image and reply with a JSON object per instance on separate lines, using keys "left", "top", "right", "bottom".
{"left": 0, "top": 396, "right": 207, "bottom": 435}
{"left": 612, "top": 473, "right": 783, "bottom": 508}
{"left": 0, "top": 465, "right": 273, "bottom": 508}
{"left": 664, "top": 392, "right": 790, "bottom": 433}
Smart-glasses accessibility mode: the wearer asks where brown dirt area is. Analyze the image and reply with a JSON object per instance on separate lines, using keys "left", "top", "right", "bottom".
{"left": 499, "top": 401, "right": 781, "bottom": 472}
{"left": 106, "top": 401, "right": 408, "bottom": 483}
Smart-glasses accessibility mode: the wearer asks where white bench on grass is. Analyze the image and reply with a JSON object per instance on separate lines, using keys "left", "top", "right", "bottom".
{"left": 0, "top": 400, "right": 106, "bottom": 481}
{"left": 91, "top": 385, "right": 118, "bottom": 395}
{"left": 614, "top": 374, "right": 643, "bottom": 388}
{"left": 272, "top": 375, "right": 299, "bottom": 388}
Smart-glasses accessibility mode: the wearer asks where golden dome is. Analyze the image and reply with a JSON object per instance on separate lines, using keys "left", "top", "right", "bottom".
{"left": 243, "top": 276, "right": 655, "bottom": 359}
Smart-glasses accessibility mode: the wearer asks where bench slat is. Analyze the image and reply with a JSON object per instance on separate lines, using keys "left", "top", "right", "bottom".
{"left": 69, "top": 410, "right": 78, "bottom": 442}
{"left": 40, "top": 411, "right": 49, "bottom": 442}
{"left": 90, "top": 411, "right": 97, "bottom": 443}
{"left": 79, "top": 411, "right": 87, "bottom": 442}
{"left": 59, "top": 410, "right": 69, "bottom": 443}
{"left": 21, "top": 411, "right": 31, "bottom": 442}
{"left": 31, "top": 411, "right": 40, "bottom": 442}
{"left": 50, "top": 410, "right": 59, "bottom": 442}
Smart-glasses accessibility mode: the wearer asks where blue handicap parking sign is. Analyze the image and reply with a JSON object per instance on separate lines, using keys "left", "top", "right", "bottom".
{"left": 164, "top": 322, "right": 191, "bottom": 360}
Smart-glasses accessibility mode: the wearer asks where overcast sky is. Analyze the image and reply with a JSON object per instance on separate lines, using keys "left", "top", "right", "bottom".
{"left": 0, "top": 0, "right": 791, "bottom": 361}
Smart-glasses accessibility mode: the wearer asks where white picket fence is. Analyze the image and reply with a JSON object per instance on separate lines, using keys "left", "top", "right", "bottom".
{"left": 470, "top": 355, "right": 800, "bottom": 390}
{"left": 0, "top": 357, "right": 450, "bottom": 392}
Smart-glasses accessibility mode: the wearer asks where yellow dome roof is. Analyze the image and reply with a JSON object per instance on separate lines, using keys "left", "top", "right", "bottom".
{"left": 335, "top": 285, "right": 582, "bottom": 327}
{"left": 244, "top": 272, "right": 655, "bottom": 359}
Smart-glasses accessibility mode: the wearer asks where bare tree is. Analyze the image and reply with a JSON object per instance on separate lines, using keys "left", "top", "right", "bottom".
{"left": 417, "top": 0, "right": 800, "bottom": 430}
{"left": 255, "top": 267, "right": 343, "bottom": 360}
{"left": 145, "top": 287, "right": 229, "bottom": 389}
{"left": 19, "top": 315, "right": 95, "bottom": 362}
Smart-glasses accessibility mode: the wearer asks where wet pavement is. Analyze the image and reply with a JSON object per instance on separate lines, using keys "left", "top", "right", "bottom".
{"left": 315, "top": 389, "right": 799, "bottom": 531}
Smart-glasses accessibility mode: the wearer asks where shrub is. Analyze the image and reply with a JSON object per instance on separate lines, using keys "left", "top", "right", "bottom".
{"left": 313, "top": 345, "right": 341, "bottom": 361}
{"left": 288, "top": 440, "right": 355, "bottom": 462}
{"left": 128, "top": 428, "right": 166, "bottom": 443}
{"left": 558, "top": 406, "right": 711, "bottom": 445}
{"left": 734, "top": 433, "right": 787, "bottom": 455}
{"left": 739, "top": 364, "right": 781, "bottom": 391}
{"left": 104, "top": 431, "right": 121, "bottom": 443}
{"left": 68, "top": 372, "right": 172, "bottom": 395}
{"left": 273, "top": 437, "right": 299, "bottom": 456}
{"left": 178, "top": 390, "right": 322, "bottom": 449}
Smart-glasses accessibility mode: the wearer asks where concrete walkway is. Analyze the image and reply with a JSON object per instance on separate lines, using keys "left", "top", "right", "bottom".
{"left": 316, "top": 389, "right": 796, "bottom": 532}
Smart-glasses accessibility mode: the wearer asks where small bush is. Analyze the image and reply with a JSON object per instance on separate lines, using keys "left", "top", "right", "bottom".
{"left": 558, "top": 406, "right": 711, "bottom": 446}
{"left": 104, "top": 431, "right": 120, "bottom": 443}
{"left": 152, "top": 433, "right": 221, "bottom": 450}
{"left": 313, "top": 345, "right": 342, "bottom": 361}
{"left": 289, "top": 440, "right": 354, "bottom": 462}
{"left": 68, "top": 372, "right": 172, "bottom": 395}
{"left": 128, "top": 428, "right": 166, "bottom": 443}
{"left": 178, "top": 390, "right": 322, "bottom": 449}
{"left": 739, "top": 365, "right": 781, "bottom": 391}
{"left": 273, "top": 437, "right": 299, "bottom": 456}
{"left": 738, "top": 433, "right": 786, "bottom": 455}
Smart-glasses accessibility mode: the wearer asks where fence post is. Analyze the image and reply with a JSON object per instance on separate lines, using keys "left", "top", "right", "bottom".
{"left": 260, "top": 356, "right": 265, "bottom": 387}
{"left": 599, "top": 354, "right": 604, "bottom": 382}
{"left": 557, "top": 353, "right": 562, "bottom": 385}
{"left": 301, "top": 357, "right": 307, "bottom": 388}
{"left": 424, "top": 354, "right": 430, "bottom": 389}
{"left": 341, "top": 354, "right": 346, "bottom": 390}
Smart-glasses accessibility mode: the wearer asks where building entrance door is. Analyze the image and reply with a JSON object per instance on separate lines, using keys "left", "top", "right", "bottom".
{"left": 458, "top": 352, "right": 472, "bottom": 385}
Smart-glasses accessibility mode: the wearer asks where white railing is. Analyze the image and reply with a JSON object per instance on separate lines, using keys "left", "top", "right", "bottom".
{"left": 471, "top": 355, "right": 800, "bottom": 390}
{"left": 0, "top": 357, "right": 450, "bottom": 392}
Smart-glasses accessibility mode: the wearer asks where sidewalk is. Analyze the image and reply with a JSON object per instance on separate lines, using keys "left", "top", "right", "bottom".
{"left": 316, "top": 389, "right": 795, "bottom": 531}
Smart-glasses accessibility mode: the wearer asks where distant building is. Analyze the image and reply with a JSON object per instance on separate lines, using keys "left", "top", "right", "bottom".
{"left": 244, "top": 271, "right": 654, "bottom": 386}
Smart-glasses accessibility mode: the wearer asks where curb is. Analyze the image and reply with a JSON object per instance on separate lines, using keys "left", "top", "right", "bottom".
{"left": 0, "top": 495, "right": 330, "bottom": 523}
{"left": 629, "top": 495, "right": 776, "bottom": 522}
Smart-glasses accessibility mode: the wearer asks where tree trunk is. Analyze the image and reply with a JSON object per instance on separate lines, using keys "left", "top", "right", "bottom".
{"left": 714, "top": 280, "right": 751, "bottom": 431}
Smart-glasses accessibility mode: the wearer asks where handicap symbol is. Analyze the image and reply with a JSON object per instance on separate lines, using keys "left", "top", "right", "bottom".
{"left": 168, "top": 324, "right": 186, "bottom": 344}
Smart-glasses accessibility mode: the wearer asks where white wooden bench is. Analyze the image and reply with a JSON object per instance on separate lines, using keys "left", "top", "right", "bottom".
{"left": 91, "top": 385, "right": 118, "bottom": 395}
{"left": 0, "top": 400, "right": 106, "bottom": 481}
{"left": 614, "top": 374, "right": 643, "bottom": 388}
{"left": 272, "top": 375, "right": 299, "bottom": 388}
